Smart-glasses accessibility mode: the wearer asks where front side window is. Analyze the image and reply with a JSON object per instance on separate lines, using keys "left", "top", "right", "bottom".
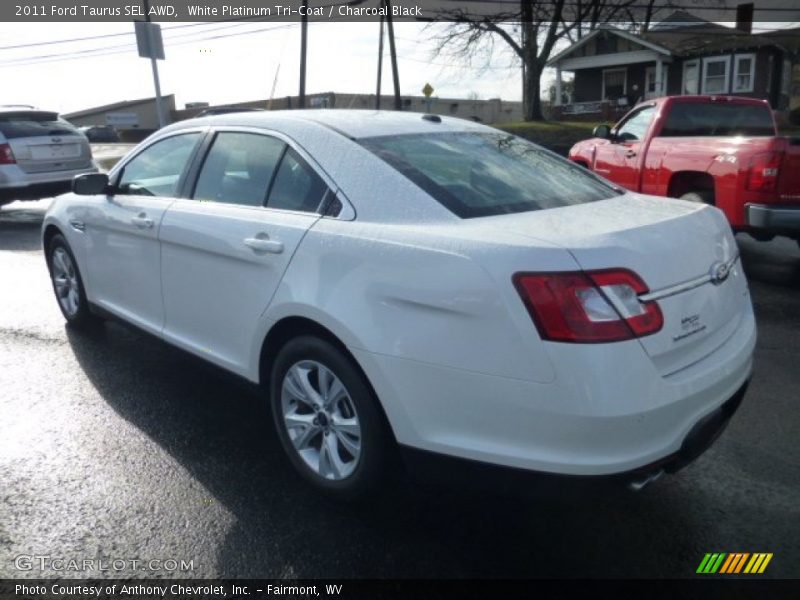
{"left": 360, "top": 132, "right": 619, "bottom": 219}
{"left": 616, "top": 106, "right": 656, "bottom": 141}
{"left": 117, "top": 133, "right": 201, "bottom": 197}
{"left": 193, "top": 132, "right": 285, "bottom": 207}
{"left": 702, "top": 57, "right": 730, "bottom": 94}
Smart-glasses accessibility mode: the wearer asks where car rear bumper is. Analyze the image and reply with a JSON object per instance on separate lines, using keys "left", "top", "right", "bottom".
{"left": 745, "top": 203, "right": 800, "bottom": 235}
{"left": 353, "top": 302, "right": 756, "bottom": 478}
{"left": 0, "top": 164, "right": 98, "bottom": 201}
{"left": 400, "top": 379, "right": 748, "bottom": 493}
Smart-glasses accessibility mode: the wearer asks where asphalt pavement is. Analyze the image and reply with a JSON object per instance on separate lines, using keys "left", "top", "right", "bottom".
{"left": 1, "top": 198, "right": 798, "bottom": 579}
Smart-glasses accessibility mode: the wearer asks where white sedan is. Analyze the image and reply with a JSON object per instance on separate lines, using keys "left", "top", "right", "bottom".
{"left": 42, "top": 110, "right": 755, "bottom": 499}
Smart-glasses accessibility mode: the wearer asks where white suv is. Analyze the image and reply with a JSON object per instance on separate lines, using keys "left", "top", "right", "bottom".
{"left": 0, "top": 107, "right": 97, "bottom": 206}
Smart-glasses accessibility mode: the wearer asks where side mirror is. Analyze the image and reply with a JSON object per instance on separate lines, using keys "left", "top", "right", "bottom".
{"left": 72, "top": 173, "right": 109, "bottom": 195}
{"left": 592, "top": 124, "right": 612, "bottom": 139}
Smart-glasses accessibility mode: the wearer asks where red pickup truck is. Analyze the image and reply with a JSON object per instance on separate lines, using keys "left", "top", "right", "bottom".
{"left": 569, "top": 95, "right": 800, "bottom": 247}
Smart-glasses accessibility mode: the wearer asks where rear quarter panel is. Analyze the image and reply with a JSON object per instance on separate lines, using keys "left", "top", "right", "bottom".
{"left": 256, "top": 218, "right": 581, "bottom": 386}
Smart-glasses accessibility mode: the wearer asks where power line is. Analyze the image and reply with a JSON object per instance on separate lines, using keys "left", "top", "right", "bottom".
{"left": 0, "top": 23, "right": 300, "bottom": 68}
{"left": 0, "top": 21, "right": 247, "bottom": 51}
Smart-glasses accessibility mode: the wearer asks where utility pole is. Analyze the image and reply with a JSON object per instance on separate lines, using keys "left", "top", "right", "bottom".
{"left": 384, "top": 0, "right": 401, "bottom": 110}
{"left": 299, "top": 0, "right": 308, "bottom": 108}
{"left": 141, "top": 0, "right": 165, "bottom": 128}
{"left": 375, "top": 5, "right": 384, "bottom": 110}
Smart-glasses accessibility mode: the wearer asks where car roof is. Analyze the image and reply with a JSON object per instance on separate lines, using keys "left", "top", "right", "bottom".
{"left": 170, "top": 109, "right": 491, "bottom": 140}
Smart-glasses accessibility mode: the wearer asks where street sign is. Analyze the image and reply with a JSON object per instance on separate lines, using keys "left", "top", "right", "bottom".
{"left": 134, "top": 21, "right": 165, "bottom": 60}
{"left": 422, "top": 83, "right": 434, "bottom": 98}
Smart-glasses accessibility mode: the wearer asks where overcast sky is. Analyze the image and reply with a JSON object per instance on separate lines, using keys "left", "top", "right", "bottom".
{"left": 2, "top": 21, "right": 796, "bottom": 115}
{"left": 0, "top": 22, "right": 524, "bottom": 114}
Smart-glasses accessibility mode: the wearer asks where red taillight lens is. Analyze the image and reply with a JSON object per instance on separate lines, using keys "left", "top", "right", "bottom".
{"left": 0, "top": 143, "right": 16, "bottom": 165}
{"left": 513, "top": 269, "right": 663, "bottom": 343}
{"left": 746, "top": 152, "right": 782, "bottom": 192}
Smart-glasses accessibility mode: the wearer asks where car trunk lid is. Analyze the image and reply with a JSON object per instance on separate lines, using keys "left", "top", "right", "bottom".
{"left": 486, "top": 193, "right": 750, "bottom": 376}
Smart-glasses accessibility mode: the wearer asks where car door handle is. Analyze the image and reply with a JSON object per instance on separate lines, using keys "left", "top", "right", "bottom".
{"left": 131, "top": 214, "right": 154, "bottom": 229}
{"left": 244, "top": 236, "right": 284, "bottom": 254}
{"left": 625, "top": 149, "right": 637, "bottom": 158}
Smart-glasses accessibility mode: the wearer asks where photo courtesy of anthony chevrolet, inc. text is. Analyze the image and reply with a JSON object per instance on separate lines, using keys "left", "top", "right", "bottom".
{"left": 0, "top": 0, "right": 798, "bottom": 598}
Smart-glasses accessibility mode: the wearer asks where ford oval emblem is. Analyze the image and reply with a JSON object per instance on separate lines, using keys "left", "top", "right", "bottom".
{"left": 709, "top": 261, "right": 731, "bottom": 285}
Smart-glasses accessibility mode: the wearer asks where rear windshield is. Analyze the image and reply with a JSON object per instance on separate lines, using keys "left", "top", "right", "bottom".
{"left": 659, "top": 103, "right": 775, "bottom": 137}
{"left": 0, "top": 111, "right": 79, "bottom": 139}
{"left": 360, "top": 132, "right": 619, "bottom": 218}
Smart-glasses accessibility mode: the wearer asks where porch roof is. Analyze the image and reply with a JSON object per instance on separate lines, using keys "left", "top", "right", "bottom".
{"left": 546, "top": 26, "right": 672, "bottom": 69}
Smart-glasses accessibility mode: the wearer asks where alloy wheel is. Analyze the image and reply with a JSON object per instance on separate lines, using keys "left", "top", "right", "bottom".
{"left": 51, "top": 247, "right": 81, "bottom": 318}
{"left": 280, "top": 360, "right": 362, "bottom": 481}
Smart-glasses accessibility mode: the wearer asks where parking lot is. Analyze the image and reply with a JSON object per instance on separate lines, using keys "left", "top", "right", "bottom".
{"left": 0, "top": 198, "right": 798, "bottom": 579}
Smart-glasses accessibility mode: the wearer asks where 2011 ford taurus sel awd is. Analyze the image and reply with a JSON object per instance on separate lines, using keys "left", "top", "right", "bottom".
{"left": 42, "top": 110, "right": 755, "bottom": 499}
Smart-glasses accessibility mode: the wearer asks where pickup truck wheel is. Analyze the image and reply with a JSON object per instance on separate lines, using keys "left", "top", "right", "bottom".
{"left": 270, "top": 335, "right": 391, "bottom": 501}
{"left": 680, "top": 191, "right": 714, "bottom": 205}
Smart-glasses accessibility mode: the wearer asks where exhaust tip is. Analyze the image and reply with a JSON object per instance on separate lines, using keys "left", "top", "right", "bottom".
{"left": 627, "top": 469, "right": 665, "bottom": 492}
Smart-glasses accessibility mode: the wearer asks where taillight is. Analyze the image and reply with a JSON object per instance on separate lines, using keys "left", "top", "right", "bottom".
{"left": 746, "top": 152, "right": 781, "bottom": 192}
{"left": 0, "top": 143, "right": 16, "bottom": 165}
{"left": 513, "top": 269, "right": 663, "bottom": 343}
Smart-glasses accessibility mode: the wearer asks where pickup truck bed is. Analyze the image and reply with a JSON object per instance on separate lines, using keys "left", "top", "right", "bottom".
{"left": 568, "top": 95, "right": 800, "bottom": 245}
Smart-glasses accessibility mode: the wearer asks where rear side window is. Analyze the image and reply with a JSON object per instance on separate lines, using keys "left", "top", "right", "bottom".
{"left": 360, "top": 132, "right": 619, "bottom": 218}
{"left": 267, "top": 147, "right": 329, "bottom": 213}
{"left": 0, "top": 111, "right": 79, "bottom": 139}
{"left": 193, "top": 132, "right": 285, "bottom": 207}
{"left": 659, "top": 103, "right": 775, "bottom": 137}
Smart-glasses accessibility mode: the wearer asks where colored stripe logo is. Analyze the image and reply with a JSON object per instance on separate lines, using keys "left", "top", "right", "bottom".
{"left": 697, "top": 553, "right": 773, "bottom": 574}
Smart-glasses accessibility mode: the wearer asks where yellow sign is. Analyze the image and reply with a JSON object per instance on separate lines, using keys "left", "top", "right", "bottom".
{"left": 422, "top": 83, "right": 434, "bottom": 98}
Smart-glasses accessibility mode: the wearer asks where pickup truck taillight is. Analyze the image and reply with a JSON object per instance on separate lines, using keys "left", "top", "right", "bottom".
{"left": 513, "top": 269, "right": 663, "bottom": 343}
{"left": 746, "top": 152, "right": 782, "bottom": 192}
{"left": 0, "top": 143, "right": 16, "bottom": 165}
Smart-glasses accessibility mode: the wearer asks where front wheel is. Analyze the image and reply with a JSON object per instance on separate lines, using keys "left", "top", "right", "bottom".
{"left": 47, "top": 234, "right": 98, "bottom": 329}
{"left": 270, "top": 335, "right": 392, "bottom": 500}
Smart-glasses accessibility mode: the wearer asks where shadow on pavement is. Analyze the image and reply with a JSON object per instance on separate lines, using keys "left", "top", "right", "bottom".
{"left": 66, "top": 319, "right": 701, "bottom": 579}
{"left": 736, "top": 234, "right": 800, "bottom": 290}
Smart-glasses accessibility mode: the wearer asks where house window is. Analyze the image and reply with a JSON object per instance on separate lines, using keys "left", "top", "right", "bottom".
{"left": 702, "top": 56, "right": 730, "bottom": 94}
{"left": 682, "top": 60, "right": 700, "bottom": 95}
{"left": 733, "top": 53, "right": 755, "bottom": 93}
{"left": 645, "top": 65, "right": 669, "bottom": 98}
{"left": 602, "top": 68, "right": 627, "bottom": 101}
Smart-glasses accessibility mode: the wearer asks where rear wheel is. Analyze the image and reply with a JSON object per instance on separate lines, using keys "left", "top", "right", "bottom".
{"left": 270, "top": 335, "right": 391, "bottom": 500}
{"left": 47, "top": 234, "right": 98, "bottom": 329}
{"left": 680, "top": 191, "right": 714, "bottom": 205}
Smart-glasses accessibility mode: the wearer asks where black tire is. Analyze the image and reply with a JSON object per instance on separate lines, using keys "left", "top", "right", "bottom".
{"left": 680, "top": 190, "right": 714, "bottom": 205}
{"left": 46, "top": 234, "right": 99, "bottom": 329}
{"left": 270, "top": 335, "right": 391, "bottom": 500}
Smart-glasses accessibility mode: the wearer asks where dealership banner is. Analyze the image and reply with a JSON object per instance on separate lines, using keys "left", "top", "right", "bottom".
{"left": 2, "top": 0, "right": 800, "bottom": 22}
{"left": 3, "top": 579, "right": 800, "bottom": 600}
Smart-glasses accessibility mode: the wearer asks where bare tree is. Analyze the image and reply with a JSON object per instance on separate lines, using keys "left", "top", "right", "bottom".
{"left": 433, "top": 0, "right": 659, "bottom": 121}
